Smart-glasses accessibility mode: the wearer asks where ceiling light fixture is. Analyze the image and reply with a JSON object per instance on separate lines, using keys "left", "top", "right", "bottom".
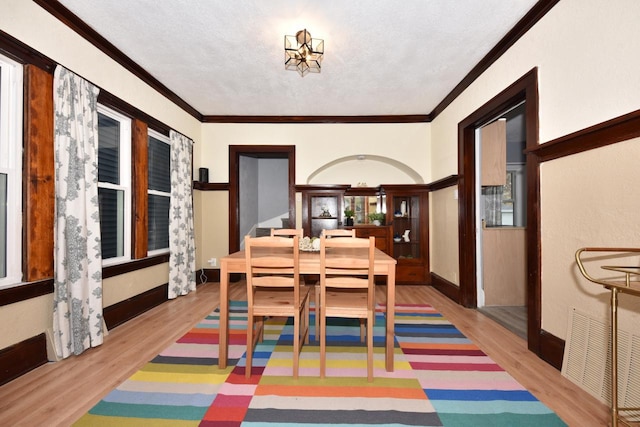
{"left": 284, "top": 29, "right": 324, "bottom": 77}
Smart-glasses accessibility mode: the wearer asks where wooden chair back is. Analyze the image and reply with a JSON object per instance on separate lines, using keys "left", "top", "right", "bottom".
{"left": 270, "top": 228, "right": 303, "bottom": 238}
{"left": 243, "top": 234, "right": 309, "bottom": 378}
{"left": 321, "top": 228, "right": 356, "bottom": 238}
{"left": 318, "top": 235, "right": 376, "bottom": 381}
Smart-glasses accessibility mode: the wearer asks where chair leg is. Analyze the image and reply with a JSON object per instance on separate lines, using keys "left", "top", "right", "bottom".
{"left": 314, "top": 286, "right": 320, "bottom": 342}
{"left": 304, "top": 298, "right": 310, "bottom": 345}
{"left": 360, "top": 319, "right": 365, "bottom": 343}
{"left": 293, "top": 312, "right": 300, "bottom": 379}
{"left": 367, "top": 312, "right": 374, "bottom": 382}
{"left": 246, "top": 315, "right": 254, "bottom": 379}
{"left": 320, "top": 307, "right": 326, "bottom": 379}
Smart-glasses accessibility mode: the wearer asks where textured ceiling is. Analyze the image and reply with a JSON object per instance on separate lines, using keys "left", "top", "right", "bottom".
{"left": 56, "top": 0, "right": 538, "bottom": 117}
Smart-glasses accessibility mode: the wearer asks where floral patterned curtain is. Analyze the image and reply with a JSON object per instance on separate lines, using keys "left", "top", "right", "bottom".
{"left": 52, "top": 66, "right": 103, "bottom": 359}
{"left": 168, "top": 130, "right": 196, "bottom": 298}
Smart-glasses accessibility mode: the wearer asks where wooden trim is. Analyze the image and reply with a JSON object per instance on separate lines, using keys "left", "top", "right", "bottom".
{"left": 103, "top": 284, "right": 168, "bottom": 329}
{"left": 427, "top": 175, "right": 458, "bottom": 191}
{"left": 430, "top": 272, "right": 460, "bottom": 303}
{"left": 0, "top": 333, "right": 48, "bottom": 386}
{"left": 229, "top": 146, "right": 296, "bottom": 253}
{"left": 202, "top": 115, "right": 431, "bottom": 124}
{"left": 24, "top": 65, "right": 55, "bottom": 281}
{"left": 457, "top": 69, "right": 542, "bottom": 354}
{"left": 0, "top": 29, "right": 55, "bottom": 72}
{"left": 539, "top": 330, "right": 565, "bottom": 371}
{"left": 132, "top": 119, "right": 149, "bottom": 259}
{"left": 98, "top": 90, "right": 171, "bottom": 136}
{"left": 0, "top": 279, "right": 53, "bottom": 307}
{"left": 530, "top": 109, "right": 640, "bottom": 162}
{"left": 102, "top": 254, "right": 169, "bottom": 279}
{"left": 431, "top": 0, "right": 559, "bottom": 119}
{"left": 199, "top": 268, "right": 220, "bottom": 284}
{"left": 32, "top": 0, "right": 202, "bottom": 121}
{"left": 193, "top": 181, "right": 230, "bottom": 191}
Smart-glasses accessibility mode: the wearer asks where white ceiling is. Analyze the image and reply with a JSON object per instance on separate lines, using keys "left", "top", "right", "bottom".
{"left": 56, "top": 0, "right": 538, "bottom": 117}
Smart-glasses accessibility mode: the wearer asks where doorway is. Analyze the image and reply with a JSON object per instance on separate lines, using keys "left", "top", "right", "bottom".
{"left": 476, "top": 103, "right": 528, "bottom": 339}
{"left": 228, "top": 145, "right": 296, "bottom": 253}
{"left": 457, "top": 68, "right": 543, "bottom": 354}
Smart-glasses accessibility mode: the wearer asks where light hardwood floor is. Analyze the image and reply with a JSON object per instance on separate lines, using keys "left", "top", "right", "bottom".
{"left": 0, "top": 282, "right": 609, "bottom": 426}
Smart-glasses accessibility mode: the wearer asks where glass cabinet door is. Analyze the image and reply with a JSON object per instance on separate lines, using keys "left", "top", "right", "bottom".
{"left": 310, "top": 194, "right": 339, "bottom": 237}
{"left": 390, "top": 195, "right": 421, "bottom": 260}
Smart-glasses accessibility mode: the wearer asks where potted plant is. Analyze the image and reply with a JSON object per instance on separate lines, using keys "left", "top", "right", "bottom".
{"left": 368, "top": 212, "right": 385, "bottom": 226}
{"left": 344, "top": 208, "right": 355, "bottom": 226}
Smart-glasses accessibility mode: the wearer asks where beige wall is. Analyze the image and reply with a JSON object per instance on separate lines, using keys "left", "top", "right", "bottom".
{"left": 428, "top": 0, "right": 640, "bottom": 337}
{"left": 0, "top": 0, "right": 201, "bottom": 350}
{"left": 196, "top": 122, "right": 431, "bottom": 263}
{"left": 541, "top": 138, "right": 640, "bottom": 337}
{"left": 429, "top": 187, "right": 460, "bottom": 285}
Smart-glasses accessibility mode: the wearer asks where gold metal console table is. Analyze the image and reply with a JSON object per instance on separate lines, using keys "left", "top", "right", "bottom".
{"left": 576, "top": 247, "right": 640, "bottom": 427}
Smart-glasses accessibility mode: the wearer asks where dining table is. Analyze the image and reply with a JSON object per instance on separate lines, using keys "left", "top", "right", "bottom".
{"left": 218, "top": 246, "right": 398, "bottom": 372}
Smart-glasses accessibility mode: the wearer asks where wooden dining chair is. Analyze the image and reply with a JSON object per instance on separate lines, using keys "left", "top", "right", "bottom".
{"left": 244, "top": 235, "right": 310, "bottom": 379}
{"left": 321, "top": 228, "right": 356, "bottom": 238}
{"left": 319, "top": 235, "right": 376, "bottom": 382}
{"left": 270, "top": 228, "right": 303, "bottom": 237}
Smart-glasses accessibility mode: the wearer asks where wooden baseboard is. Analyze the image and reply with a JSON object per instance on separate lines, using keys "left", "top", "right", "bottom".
{"left": 0, "top": 334, "right": 48, "bottom": 386}
{"left": 538, "top": 329, "right": 565, "bottom": 370}
{"left": 103, "top": 284, "right": 168, "bottom": 329}
{"left": 199, "top": 268, "right": 220, "bottom": 283}
{"left": 430, "top": 272, "right": 460, "bottom": 303}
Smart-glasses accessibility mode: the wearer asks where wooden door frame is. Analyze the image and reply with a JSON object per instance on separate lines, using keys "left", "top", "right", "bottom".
{"left": 457, "top": 68, "right": 542, "bottom": 354}
{"left": 228, "top": 145, "right": 296, "bottom": 253}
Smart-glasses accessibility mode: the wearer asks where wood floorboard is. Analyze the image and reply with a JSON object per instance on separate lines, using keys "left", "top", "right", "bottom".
{"left": 0, "top": 282, "right": 609, "bottom": 426}
{"left": 478, "top": 305, "right": 527, "bottom": 339}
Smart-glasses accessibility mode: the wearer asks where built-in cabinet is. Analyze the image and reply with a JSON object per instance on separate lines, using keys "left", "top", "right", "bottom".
{"left": 297, "top": 185, "right": 349, "bottom": 238}
{"left": 297, "top": 184, "right": 429, "bottom": 285}
{"left": 381, "top": 185, "right": 430, "bottom": 285}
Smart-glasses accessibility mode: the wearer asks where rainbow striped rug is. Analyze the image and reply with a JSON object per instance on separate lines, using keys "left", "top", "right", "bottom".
{"left": 74, "top": 302, "right": 565, "bottom": 426}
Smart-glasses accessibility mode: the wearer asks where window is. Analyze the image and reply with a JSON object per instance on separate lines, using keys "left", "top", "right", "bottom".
{"left": 0, "top": 55, "right": 23, "bottom": 288}
{"left": 97, "top": 105, "right": 131, "bottom": 265}
{"left": 147, "top": 130, "right": 170, "bottom": 254}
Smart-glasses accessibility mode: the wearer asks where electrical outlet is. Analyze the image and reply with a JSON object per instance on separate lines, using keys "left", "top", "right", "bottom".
{"left": 208, "top": 258, "right": 217, "bottom": 267}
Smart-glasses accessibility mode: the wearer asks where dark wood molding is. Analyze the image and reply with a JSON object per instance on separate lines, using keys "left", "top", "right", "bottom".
{"left": 98, "top": 90, "right": 171, "bottom": 137}
{"left": 294, "top": 184, "right": 352, "bottom": 192}
{"left": 430, "top": 272, "right": 460, "bottom": 303}
{"left": 427, "top": 175, "right": 459, "bottom": 191}
{"left": 24, "top": 65, "right": 55, "bottom": 281}
{"left": 457, "top": 69, "right": 542, "bottom": 354}
{"left": 199, "top": 268, "right": 220, "bottom": 284}
{"left": 193, "top": 181, "right": 230, "bottom": 191}
{"left": 102, "top": 254, "right": 169, "bottom": 279}
{"left": 538, "top": 329, "right": 565, "bottom": 371}
{"left": 32, "top": 0, "right": 202, "bottom": 121}
{"left": 103, "top": 284, "right": 168, "bottom": 329}
{"left": 229, "top": 146, "right": 296, "bottom": 254}
{"left": 0, "top": 333, "right": 48, "bottom": 386}
{"left": 202, "top": 115, "right": 431, "bottom": 124}
{"left": 431, "top": 0, "right": 559, "bottom": 119}
{"left": 530, "top": 109, "right": 640, "bottom": 163}
{"left": 0, "top": 29, "right": 55, "bottom": 72}
{"left": 132, "top": 119, "right": 149, "bottom": 259}
{"left": 0, "top": 279, "right": 53, "bottom": 307}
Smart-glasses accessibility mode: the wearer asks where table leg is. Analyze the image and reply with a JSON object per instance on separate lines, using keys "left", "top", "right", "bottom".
{"left": 219, "top": 262, "right": 229, "bottom": 369}
{"left": 611, "top": 287, "right": 619, "bottom": 427}
{"left": 386, "top": 268, "right": 396, "bottom": 372}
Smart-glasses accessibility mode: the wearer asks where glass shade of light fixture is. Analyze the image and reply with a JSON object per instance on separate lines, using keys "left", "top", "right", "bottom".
{"left": 284, "top": 29, "right": 324, "bottom": 77}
